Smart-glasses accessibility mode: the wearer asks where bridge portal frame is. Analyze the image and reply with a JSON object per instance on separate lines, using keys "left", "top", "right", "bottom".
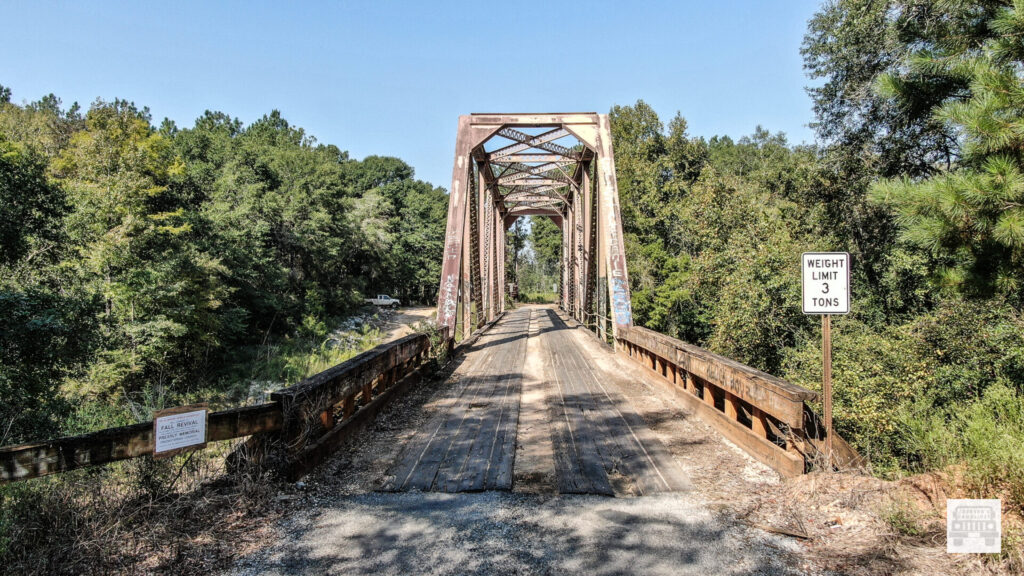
{"left": 436, "top": 113, "right": 633, "bottom": 342}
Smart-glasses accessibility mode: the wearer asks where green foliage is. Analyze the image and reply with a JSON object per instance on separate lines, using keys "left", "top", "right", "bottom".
{"left": 885, "top": 500, "right": 925, "bottom": 538}
{"left": 869, "top": 1, "right": 1024, "bottom": 298}
{"left": 900, "top": 382, "right": 1024, "bottom": 511}
{"left": 0, "top": 87, "right": 446, "bottom": 445}
{"left": 517, "top": 216, "right": 560, "bottom": 298}
{"left": 611, "top": 79, "right": 1024, "bottom": 511}
{"left": 802, "top": 0, "right": 960, "bottom": 179}
{"left": 520, "top": 292, "right": 558, "bottom": 304}
{"left": 0, "top": 136, "right": 67, "bottom": 264}
{"left": 783, "top": 299, "right": 1024, "bottom": 475}
{"left": 0, "top": 283, "right": 94, "bottom": 444}
{"left": 506, "top": 216, "right": 528, "bottom": 288}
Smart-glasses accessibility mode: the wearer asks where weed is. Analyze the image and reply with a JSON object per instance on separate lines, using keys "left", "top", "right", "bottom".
{"left": 885, "top": 500, "right": 924, "bottom": 538}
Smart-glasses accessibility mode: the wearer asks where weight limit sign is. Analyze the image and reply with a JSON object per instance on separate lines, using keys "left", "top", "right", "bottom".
{"left": 802, "top": 252, "right": 850, "bottom": 315}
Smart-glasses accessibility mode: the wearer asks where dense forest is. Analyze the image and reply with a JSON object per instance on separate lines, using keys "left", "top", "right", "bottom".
{"left": 2, "top": 0, "right": 1024, "bottom": 570}
{"left": 0, "top": 90, "right": 448, "bottom": 447}
{"left": 592, "top": 0, "right": 1023, "bottom": 510}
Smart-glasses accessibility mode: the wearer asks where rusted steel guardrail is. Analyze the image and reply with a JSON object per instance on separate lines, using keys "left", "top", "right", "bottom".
{"left": 0, "top": 332, "right": 437, "bottom": 484}
{"left": 271, "top": 332, "right": 431, "bottom": 480}
{"left": 617, "top": 326, "right": 861, "bottom": 477}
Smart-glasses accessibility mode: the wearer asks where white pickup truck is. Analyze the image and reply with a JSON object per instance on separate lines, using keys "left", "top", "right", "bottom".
{"left": 364, "top": 294, "right": 401, "bottom": 308}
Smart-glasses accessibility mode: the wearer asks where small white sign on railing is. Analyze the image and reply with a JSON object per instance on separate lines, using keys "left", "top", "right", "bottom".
{"left": 153, "top": 404, "right": 208, "bottom": 458}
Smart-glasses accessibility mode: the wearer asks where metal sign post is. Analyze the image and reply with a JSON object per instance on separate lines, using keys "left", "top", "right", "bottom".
{"left": 822, "top": 314, "right": 832, "bottom": 457}
{"left": 801, "top": 252, "right": 850, "bottom": 465}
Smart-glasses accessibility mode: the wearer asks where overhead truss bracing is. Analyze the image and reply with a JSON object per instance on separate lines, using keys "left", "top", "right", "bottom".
{"left": 436, "top": 113, "right": 633, "bottom": 343}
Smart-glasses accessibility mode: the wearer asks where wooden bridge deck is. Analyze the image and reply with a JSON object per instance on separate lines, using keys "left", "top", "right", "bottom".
{"left": 382, "top": 306, "right": 691, "bottom": 495}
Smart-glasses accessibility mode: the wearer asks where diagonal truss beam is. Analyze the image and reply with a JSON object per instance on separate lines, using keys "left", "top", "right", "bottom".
{"left": 496, "top": 161, "right": 575, "bottom": 185}
{"left": 499, "top": 177, "right": 564, "bottom": 187}
{"left": 485, "top": 153, "right": 569, "bottom": 163}
{"left": 493, "top": 127, "right": 577, "bottom": 159}
{"left": 490, "top": 127, "right": 571, "bottom": 159}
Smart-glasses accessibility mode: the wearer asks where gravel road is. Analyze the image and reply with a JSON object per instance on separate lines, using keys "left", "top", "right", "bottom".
{"left": 225, "top": 305, "right": 809, "bottom": 575}
{"left": 230, "top": 490, "right": 802, "bottom": 576}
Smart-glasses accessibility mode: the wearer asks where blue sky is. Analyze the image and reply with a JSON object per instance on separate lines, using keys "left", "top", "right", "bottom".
{"left": 1, "top": 0, "right": 823, "bottom": 188}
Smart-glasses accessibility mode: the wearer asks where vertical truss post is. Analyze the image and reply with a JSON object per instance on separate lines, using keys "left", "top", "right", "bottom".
{"left": 596, "top": 169, "right": 609, "bottom": 341}
{"left": 437, "top": 117, "right": 473, "bottom": 335}
{"left": 498, "top": 208, "right": 506, "bottom": 314}
{"left": 487, "top": 190, "right": 496, "bottom": 321}
{"left": 595, "top": 114, "right": 633, "bottom": 339}
{"left": 469, "top": 164, "right": 483, "bottom": 330}
{"left": 481, "top": 181, "right": 491, "bottom": 323}
{"left": 560, "top": 208, "right": 571, "bottom": 311}
{"left": 461, "top": 179, "right": 473, "bottom": 342}
{"left": 576, "top": 166, "right": 591, "bottom": 323}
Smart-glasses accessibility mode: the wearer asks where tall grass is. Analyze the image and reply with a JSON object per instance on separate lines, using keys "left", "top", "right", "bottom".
{"left": 901, "top": 383, "right": 1024, "bottom": 511}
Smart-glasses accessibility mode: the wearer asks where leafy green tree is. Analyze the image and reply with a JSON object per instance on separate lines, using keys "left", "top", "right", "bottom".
{"left": 801, "top": 0, "right": 959, "bottom": 311}
{"left": 802, "top": 0, "right": 962, "bottom": 178}
{"left": 529, "top": 215, "right": 561, "bottom": 270}
{"left": 0, "top": 136, "right": 67, "bottom": 265}
{"left": 53, "top": 100, "right": 229, "bottom": 398}
{"left": 518, "top": 216, "right": 560, "bottom": 296}
{"left": 0, "top": 129, "right": 94, "bottom": 444}
{"left": 506, "top": 217, "right": 528, "bottom": 288}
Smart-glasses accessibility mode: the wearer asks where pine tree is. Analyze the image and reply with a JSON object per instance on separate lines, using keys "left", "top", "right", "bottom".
{"left": 871, "top": 1, "right": 1024, "bottom": 299}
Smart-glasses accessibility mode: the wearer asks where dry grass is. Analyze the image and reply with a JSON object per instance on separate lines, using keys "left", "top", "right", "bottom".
{"left": 732, "top": 470, "right": 1023, "bottom": 575}
{"left": 0, "top": 442, "right": 288, "bottom": 575}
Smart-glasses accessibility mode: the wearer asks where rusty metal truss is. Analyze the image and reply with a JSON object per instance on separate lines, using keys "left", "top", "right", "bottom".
{"left": 436, "top": 113, "right": 633, "bottom": 342}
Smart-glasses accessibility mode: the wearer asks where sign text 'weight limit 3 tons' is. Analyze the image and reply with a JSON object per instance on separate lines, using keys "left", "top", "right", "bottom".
{"left": 801, "top": 252, "right": 850, "bottom": 463}
{"left": 802, "top": 252, "right": 850, "bottom": 315}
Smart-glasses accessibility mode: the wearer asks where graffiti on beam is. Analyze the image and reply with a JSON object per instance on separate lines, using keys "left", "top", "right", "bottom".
{"left": 441, "top": 274, "right": 457, "bottom": 325}
{"left": 444, "top": 234, "right": 461, "bottom": 261}
{"left": 611, "top": 277, "right": 632, "bottom": 326}
{"left": 606, "top": 200, "right": 632, "bottom": 325}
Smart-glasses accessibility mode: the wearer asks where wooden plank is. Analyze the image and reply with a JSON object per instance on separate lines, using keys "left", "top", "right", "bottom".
{"left": 488, "top": 313, "right": 530, "bottom": 490}
{"left": 594, "top": 383, "right": 693, "bottom": 494}
{"left": 554, "top": 333, "right": 621, "bottom": 496}
{"left": 380, "top": 342, "right": 491, "bottom": 491}
{"left": 486, "top": 366, "right": 524, "bottom": 490}
{"left": 438, "top": 313, "right": 527, "bottom": 491}
{"left": 389, "top": 311, "right": 518, "bottom": 491}
{"left": 556, "top": 311, "right": 689, "bottom": 494}
{"left": 544, "top": 311, "right": 613, "bottom": 496}
{"left": 402, "top": 349, "right": 493, "bottom": 491}
{"left": 384, "top": 309, "right": 523, "bottom": 492}
{"left": 555, "top": 329, "right": 654, "bottom": 495}
{"left": 272, "top": 334, "right": 427, "bottom": 427}
{"left": 632, "top": 360, "right": 806, "bottom": 478}
{"left": 556, "top": 310, "right": 692, "bottom": 493}
{"left": 545, "top": 323, "right": 590, "bottom": 493}
{"left": 462, "top": 311, "right": 529, "bottom": 491}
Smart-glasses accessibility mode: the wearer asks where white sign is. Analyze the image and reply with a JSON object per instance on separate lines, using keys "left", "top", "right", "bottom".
{"left": 947, "top": 499, "right": 1001, "bottom": 553}
{"left": 154, "top": 408, "right": 208, "bottom": 455}
{"left": 802, "top": 252, "right": 850, "bottom": 314}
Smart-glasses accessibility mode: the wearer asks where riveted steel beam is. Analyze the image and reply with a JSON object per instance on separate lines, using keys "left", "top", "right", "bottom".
{"left": 496, "top": 127, "right": 577, "bottom": 159}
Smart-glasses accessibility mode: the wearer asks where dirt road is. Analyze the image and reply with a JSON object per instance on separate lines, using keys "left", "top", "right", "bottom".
{"left": 382, "top": 306, "right": 434, "bottom": 342}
